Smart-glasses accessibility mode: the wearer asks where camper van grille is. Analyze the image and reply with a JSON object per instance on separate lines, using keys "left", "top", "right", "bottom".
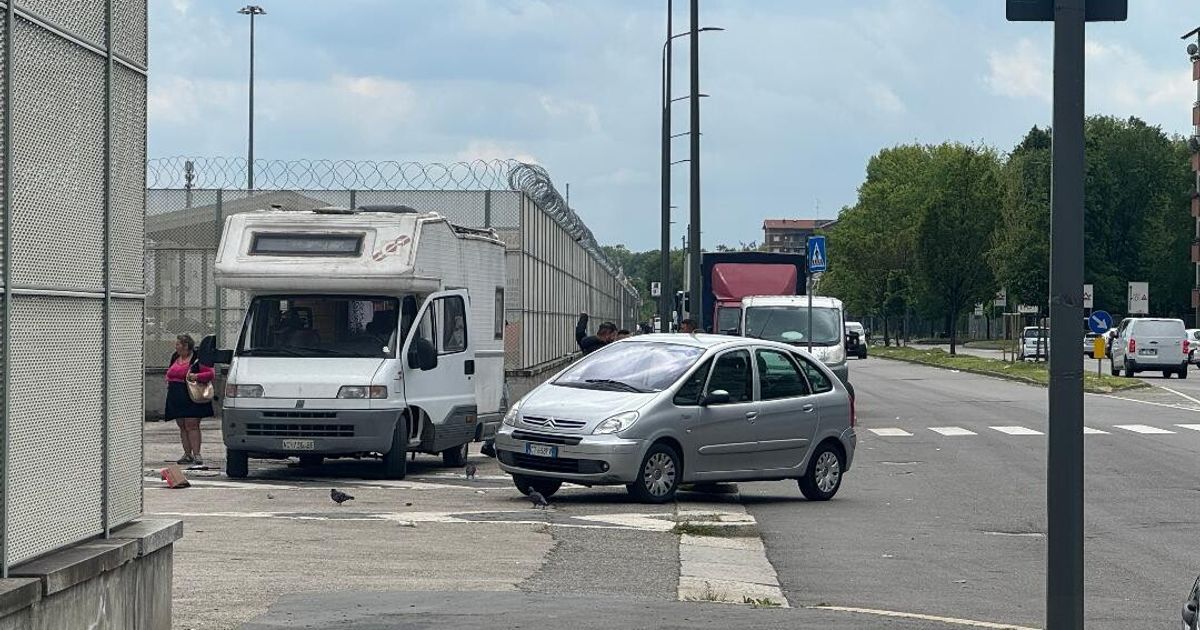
{"left": 246, "top": 422, "right": 353, "bottom": 438}
{"left": 260, "top": 411, "right": 338, "bottom": 420}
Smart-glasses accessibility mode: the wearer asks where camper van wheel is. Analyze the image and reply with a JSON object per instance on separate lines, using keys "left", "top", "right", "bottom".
{"left": 298, "top": 455, "right": 323, "bottom": 468}
{"left": 381, "top": 415, "right": 408, "bottom": 480}
{"left": 442, "top": 442, "right": 469, "bottom": 467}
{"left": 226, "top": 449, "right": 248, "bottom": 479}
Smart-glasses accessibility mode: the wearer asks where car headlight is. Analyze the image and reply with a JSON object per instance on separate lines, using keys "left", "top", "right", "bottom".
{"left": 593, "top": 411, "right": 639, "bottom": 435}
{"left": 225, "top": 384, "right": 263, "bottom": 398}
{"left": 337, "top": 386, "right": 388, "bottom": 399}
{"left": 503, "top": 398, "right": 523, "bottom": 426}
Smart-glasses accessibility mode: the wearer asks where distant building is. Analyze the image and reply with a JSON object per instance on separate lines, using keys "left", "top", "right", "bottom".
{"left": 762, "top": 219, "right": 837, "bottom": 254}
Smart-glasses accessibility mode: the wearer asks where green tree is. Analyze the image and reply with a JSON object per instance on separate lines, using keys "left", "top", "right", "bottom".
{"left": 990, "top": 127, "right": 1050, "bottom": 312}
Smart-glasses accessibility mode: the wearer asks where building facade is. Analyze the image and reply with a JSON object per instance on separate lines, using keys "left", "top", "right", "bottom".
{"left": 762, "top": 219, "right": 836, "bottom": 254}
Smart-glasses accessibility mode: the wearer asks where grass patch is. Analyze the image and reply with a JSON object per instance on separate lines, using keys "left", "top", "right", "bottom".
{"left": 673, "top": 522, "right": 759, "bottom": 538}
{"left": 964, "top": 339, "right": 1017, "bottom": 351}
{"left": 684, "top": 581, "right": 729, "bottom": 603}
{"left": 873, "top": 346, "right": 1145, "bottom": 394}
{"left": 742, "top": 596, "right": 782, "bottom": 608}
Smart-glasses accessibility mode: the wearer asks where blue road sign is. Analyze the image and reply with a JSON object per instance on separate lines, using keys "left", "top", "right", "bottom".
{"left": 807, "top": 235, "right": 827, "bottom": 273}
{"left": 1089, "top": 310, "right": 1113, "bottom": 335}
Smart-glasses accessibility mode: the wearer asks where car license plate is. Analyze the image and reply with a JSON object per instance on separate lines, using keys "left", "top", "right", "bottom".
{"left": 281, "top": 439, "right": 315, "bottom": 451}
{"left": 1139, "top": 349, "right": 1157, "bottom": 356}
{"left": 525, "top": 443, "right": 558, "bottom": 458}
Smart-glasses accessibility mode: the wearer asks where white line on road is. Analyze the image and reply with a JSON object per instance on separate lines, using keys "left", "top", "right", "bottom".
{"left": 1175, "top": 424, "right": 1200, "bottom": 432}
{"left": 803, "top": 605, "right": 1039, "bottom": 630}
{"left": 868, "top": 428, "right": 913, "bottom": 437}
{"left": 1095, "top": 394, "right": 1200, "bottom": 413}
{"left": 989, "top": 426, "right": 1043, "bottom": 436}
{"left": 1114, "top": 424, "right": 1175, "bottom": 435}
{"left": 1082, "top": 427, "right": 1110, "bottom": 435}
{"left": 929, "top": 427, "right": 977, "bottom": 436}
{"left": 1156, "top": 384, "right": 1200, "bottom": 406}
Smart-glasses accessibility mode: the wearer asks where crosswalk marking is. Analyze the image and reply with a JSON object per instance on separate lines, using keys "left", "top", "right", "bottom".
{"left": 1175, "top": 424, "right": 1200, "bottom": 432}
{"left": 929, "top": 427, "right": 976, "bottom": 436}
{"left": 1114, "top": 424, "right": 1175, "bottom": 435}
{"left": 868, "top": 428, "right": 913, "bottom": 437}
{"left": 990, "top": 426, "right": 1043, "bottom": 436}
{"left": 1083, "top": 427, "right": 1110, "bottom": 435}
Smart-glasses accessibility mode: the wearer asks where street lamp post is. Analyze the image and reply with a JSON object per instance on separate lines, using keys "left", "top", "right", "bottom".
{"left": 688, "top": 0, "right": 702, "bottom": 327}
{"left": 1186, "top": 29, "right": 1200, "bottom": 329}
{"left": 238, "top": 5, "right": 266, "bottom": 191}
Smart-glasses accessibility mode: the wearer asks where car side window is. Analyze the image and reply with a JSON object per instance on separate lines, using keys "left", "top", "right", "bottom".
{"left": 438, "top": 296, "right": 467, "bottom": 354}
{"left": 756, "top": 349, "right": 811, "bottom": 400}
{"left": 673, "top": 359, "right": 713, "bottom": 406}
{"left": 705, "top": 350, "right": 753, "bottom": 404}
{"left": 794, "top": 354, "right": 833, "bottom": 394}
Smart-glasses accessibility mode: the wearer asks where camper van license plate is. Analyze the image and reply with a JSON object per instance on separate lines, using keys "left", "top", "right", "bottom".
{"left": 525, "top": 443, "right": 558, "bottom": 458}
{"left": 282, "top": 439, "right": 315, "bottom": 451}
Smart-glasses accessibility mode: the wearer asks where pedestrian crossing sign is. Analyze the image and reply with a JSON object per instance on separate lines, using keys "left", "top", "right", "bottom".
{"left": 807, "top": 235, "right": 827, "bottom": 273}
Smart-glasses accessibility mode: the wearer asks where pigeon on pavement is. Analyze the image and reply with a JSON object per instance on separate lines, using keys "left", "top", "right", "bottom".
{"left": 330, "top": 489, "right": 354, "bottom": 505}
{"left": 465, "top": 462, "right": 478, "bottom": 480}
{"left": 529, "top": 490, "right": 549, "bottom": 509}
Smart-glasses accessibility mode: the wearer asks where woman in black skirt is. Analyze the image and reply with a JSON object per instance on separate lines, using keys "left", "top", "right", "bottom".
{"left": 165, "top": 334, "right": 215, "bottom": 465}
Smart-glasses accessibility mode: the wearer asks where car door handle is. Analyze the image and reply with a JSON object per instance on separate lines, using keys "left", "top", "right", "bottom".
{"left": 745, "top": 411, "right": 758, "bottom": 421}
{"left": 801, "top": 404, "right": 815, "bottom": 413}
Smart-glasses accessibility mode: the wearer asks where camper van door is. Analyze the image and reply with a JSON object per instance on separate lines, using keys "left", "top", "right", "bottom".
{"left": 400, "top": 289, "right": 476, "bottom": 430}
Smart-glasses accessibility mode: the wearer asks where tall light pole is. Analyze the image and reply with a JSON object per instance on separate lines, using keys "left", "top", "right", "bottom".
{"left": 687, "top": 0, "right": 702, "bottom": 327}
{"left": 238, "top": 5, "right": 265, "bottom": 191}
{"left": 1186, "top": 29, "right": 1200, "bottom": 328}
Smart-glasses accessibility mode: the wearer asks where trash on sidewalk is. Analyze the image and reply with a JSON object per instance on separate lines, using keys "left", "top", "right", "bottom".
{"left": 160, "top": 465, "right": 191, "bottom": 489}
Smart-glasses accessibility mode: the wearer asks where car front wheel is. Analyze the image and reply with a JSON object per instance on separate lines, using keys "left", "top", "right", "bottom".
{"left": 513, "top": 475, "right": 562, "bottom": 498}
{"left": 627, "top": 443, "right": 681, "bottom": 504}
{"left": 798, "top": 442, "right": 845, "bottom": 501}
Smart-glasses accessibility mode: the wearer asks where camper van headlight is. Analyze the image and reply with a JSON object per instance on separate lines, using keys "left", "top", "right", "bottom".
{"left": 593, "top": 411, "right": 640, "bottom": 435}
{"left": 502, "top": 398, "right": 523, "bottom": 427}
{"left": 225, "top": 384, "right": 263, "bottom": 398}
{"left": 337, "top": 386, "right": 388, "bottom": 399}
{"left": 827, "top": 343, "right": 846, "bottom": 364}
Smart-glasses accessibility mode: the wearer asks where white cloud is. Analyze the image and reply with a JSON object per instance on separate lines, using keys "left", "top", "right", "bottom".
{"left": 538, "top": 95, "right": 601, "bottom": 135}
{"left": 986, "top": 39, "right": 1051, "bottom": 103}
{"left": 867, "top": 83, "right": 906, "bottom": 115}
{"left": 456, "top": 140, "right": 538, "bottom": 164}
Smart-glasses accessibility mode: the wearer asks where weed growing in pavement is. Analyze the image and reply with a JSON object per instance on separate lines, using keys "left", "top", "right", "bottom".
{"left": 684, "top": 581, "right": 728, "bottom": 603}
{"left": 742, "top": 596, "right": 781, "bottom": 608}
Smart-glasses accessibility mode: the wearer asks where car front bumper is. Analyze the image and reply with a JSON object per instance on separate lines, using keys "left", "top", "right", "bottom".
{"left": 494, "top": 426, "right": 645, "bottom": 485}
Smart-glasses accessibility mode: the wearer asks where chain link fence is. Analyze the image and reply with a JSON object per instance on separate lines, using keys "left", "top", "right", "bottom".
{"left": 145, "top": 158, "right": 640, "bottom": 413}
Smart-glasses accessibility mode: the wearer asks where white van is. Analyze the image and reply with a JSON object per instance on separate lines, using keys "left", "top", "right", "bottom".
{"left": 739, "top": 295, "right": 848, "bottom": 385}
{"left": 1111, "top": 317, "right": 1188, "bottom": 379}
{"left": 214, "top": 205, "right": 507, "bottom": 478}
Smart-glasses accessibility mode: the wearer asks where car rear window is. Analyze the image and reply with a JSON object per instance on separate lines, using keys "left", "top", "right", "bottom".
{"left": 1134, "top": 321, "right": 1184, "bottom": 337}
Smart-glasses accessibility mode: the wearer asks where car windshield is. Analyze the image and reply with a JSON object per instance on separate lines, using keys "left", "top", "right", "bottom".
{"left": 554, "top": 342, "right": 705, "bottom": 393}
{"left": 716, "top": 307, "right": 742, "bottom": 334}
{"left": 1022, "top": 328, "right": 1047, "bottom": 339}
{"left": 239, "top": 295, "right": 400, "bottom": 359}
{"left": 744, "top": 306, "right": 842, "bottom": 346}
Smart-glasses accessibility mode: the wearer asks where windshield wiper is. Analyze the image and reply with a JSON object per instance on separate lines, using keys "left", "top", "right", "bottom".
{"left": 583, "top": 379, "right": 648, "bottom": 393}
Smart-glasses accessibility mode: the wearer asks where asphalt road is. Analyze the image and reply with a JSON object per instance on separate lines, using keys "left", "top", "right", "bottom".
{"left": 744, "top": 357, "right": 1200, "bottom": 629}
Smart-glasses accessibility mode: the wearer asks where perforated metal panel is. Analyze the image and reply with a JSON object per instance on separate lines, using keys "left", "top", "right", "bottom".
{"left": 10, "top": 17, "right": 104, "bottom": 290}
{"left": 14, "top": 0, "right": 107, "bottom": 48}
{"left": 107, "top": 299, "right": 143, "bottom": 527}
{"left": 7, "top": 296, "right": 104, "bottom": 565}
{"left": 111, "top": 64, "right": 146, "bottom": 293}
{"left": 111, "top": 0, "right": 147, "bottom": 66}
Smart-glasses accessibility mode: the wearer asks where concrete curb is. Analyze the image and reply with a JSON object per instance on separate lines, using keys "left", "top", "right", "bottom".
{"left": 675, "top": 503, "right": 788, "bottom": 608}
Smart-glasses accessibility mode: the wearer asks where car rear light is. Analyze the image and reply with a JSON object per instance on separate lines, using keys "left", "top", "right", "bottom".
{"left": 1185, "top": 339, "right": 1191, "bottom": 355}
{"left": 1128, "top": 338, "right": 1136, "bottom": 353}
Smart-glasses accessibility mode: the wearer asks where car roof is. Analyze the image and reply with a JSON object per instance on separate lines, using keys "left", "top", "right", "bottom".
{"left": 620, "top": 333, "right": 809, "bottom": 354}
{"left": 742, "top": 295, "right": 843, "bottom": 308}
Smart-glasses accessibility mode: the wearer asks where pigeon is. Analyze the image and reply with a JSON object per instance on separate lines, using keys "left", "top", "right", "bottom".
{"left": 529, "top": 490, "right": 549, "bottom": 510}
{"left": 465, "top": 463, "right": 478, "bottom": 480}
{"left": 330, "top": 489, "right": 355, "bottom": 505}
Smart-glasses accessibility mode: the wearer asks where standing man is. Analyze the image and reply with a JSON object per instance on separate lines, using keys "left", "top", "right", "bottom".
{"left": 679, "top": 319, "right": 698, "bottom": 334}
{"left": 576, "top": 313, "right": 618, "bottom": 355}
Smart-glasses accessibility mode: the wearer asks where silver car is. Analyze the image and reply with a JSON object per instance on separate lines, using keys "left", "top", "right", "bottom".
{"left": 495, "top": 334, "right": 857, "bottom": 504}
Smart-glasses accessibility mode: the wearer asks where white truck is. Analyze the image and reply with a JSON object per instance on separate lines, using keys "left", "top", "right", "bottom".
{"left": 213, "top": 205, "right": 507, "bottom": 479}
{"left": 739, "top": 295, "right": 849, "bottom": 385}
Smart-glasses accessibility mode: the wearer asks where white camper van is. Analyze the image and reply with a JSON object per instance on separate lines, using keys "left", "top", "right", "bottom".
{"left": 213, "top": 205, "right": 507, "bottom": 479}
{"left": 740, "top": 295, "right": 849, "bottom": 385}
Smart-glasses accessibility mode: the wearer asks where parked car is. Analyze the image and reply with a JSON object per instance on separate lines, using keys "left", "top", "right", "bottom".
{"left": 1083, "top": 331, "right": 1100, "bottom": 358}
{"left": 1111, "top": 317, "right": 1188, "bottom": 379}
{"left": 495, "top": 334, "right": 857, "bottom": 504}
{"left": 1187, "top": 329, "right": 1200, "bottom": 365}
{"left": 845, "top": 321, "right": 868, "bottom": 359}
{"left": 1018, "top": 326, "right": 1049, "bottom": 361}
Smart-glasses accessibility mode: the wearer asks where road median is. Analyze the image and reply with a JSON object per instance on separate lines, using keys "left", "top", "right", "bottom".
{"left": 872, "top": 346, "right": 1146, "bottom": 394}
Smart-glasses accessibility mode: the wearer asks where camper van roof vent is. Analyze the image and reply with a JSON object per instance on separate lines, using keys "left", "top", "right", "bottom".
{"left": 312, "top": 206, "right": 358, "bottom": 215}
{"left": 357, "top": 204, "right": 418, "bottom": 214}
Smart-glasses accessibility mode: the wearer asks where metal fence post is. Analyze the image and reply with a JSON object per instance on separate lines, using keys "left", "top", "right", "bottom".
{"left": 0, "top": 0, "right": 13, "bottom": 579}
{"left": 348, "top": 188, "right": 356, "bottom": 211}
{"left": 213, "top": 190, "right": 222, "bottom": 345}
{"left": 100, "top": 0, "right": 114, "bottom": 538}
{"left": 484, "top": 190, "right": 492, "bottom": 228}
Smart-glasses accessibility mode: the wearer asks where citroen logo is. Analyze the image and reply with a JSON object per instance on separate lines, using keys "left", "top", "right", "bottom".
{"left": 295, "top": 400, "right": 305, "bottom": 409}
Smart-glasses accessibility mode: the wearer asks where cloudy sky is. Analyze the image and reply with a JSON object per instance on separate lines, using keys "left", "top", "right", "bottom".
{"left": 149, "top": 0, "right": 1193, "bottom": 251}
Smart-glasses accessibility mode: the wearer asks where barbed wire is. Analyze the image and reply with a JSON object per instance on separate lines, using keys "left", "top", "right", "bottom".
{"left": 146, "top": 156, "right": 623, "bottom": 281}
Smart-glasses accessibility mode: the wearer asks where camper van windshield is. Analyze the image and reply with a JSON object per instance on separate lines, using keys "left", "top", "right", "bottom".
{"left": 744, "top": 306, "right": 842, "bottom": 346}
{"left": 239, "top": 295, "right": 400, "bottom": 358}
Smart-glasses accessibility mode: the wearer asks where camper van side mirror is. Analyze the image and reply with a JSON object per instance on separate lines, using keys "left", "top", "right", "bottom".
{"left": 408, "top": 338, "right": 438, "bottom": 371}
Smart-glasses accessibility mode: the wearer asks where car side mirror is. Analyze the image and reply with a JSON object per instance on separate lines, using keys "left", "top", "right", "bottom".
{"left": 701, "top": 390, "right": 731, "bottom": 406}
{"left": 407, "top": 338, "right": 438, "bottom": 371}
{"left": 214, "top": 349, "right": 234, "bottom": 365}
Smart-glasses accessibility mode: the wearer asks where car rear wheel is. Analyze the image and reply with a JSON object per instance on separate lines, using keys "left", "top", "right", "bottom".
{"left": 512, "top": 475, "right": 562, "bottom": 498}
{"left": 798, "top": 442, "right": 845, "bottom": 501}
{"left": 1164, "top": 370, "right": 1173, "bottom": 379}
{"left": 1124, "top": 359, "right": 1135, "bottom": 378}
{"left": 626, "top": 443, "right": 681, "bottom": 504}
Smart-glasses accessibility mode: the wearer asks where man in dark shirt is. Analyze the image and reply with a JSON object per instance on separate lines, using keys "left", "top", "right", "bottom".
{"left": 576, "top": 313, "right": 617, "bottom": 355}
{"left": 679, "top": 319, "right": 698, "bottom": 334}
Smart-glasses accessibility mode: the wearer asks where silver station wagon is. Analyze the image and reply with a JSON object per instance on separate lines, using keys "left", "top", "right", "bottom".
{"left": 495, "top": 334, "right": 857, "bottom": 503}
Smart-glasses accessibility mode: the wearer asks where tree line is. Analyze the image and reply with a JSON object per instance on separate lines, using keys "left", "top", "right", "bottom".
{"left": 821, "top": 116, "right": 1194, "bottom": 354}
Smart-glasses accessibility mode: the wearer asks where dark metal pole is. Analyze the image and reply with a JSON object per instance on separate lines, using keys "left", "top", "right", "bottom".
{"left": 687, "top": 0, "right": 701, "bottom": 326}
{"left": 1047, "top": 0, "right": 1085, "bottom": 627}
{"left": 248, "top": 11, "right": 256, "bottom": 191}
{"left": 660, "top": 0, "right": 673, "bottom": 333}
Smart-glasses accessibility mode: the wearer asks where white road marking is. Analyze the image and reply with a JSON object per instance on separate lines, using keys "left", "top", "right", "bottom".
{"left": 1156, "top": 384, "right": 1200, "bottom": 406}
{"left": 804, "top": 605, "right": 1039, "bottom": 630}
{"left": 1114, "top": 424, "right": 1174, "bottom": 435}
{"left": 1095, "top": 394, "right": 1200, "bottom": 413}
{"left": 1082, "top": 427, "right": 1110, "bottom": 435}
{"left": 1175, "top": 424, "right": 1200, "bottom": 432}
{"left": 990, "top": 426, "right": 1043, "bottom": 436}
{"left": 929, "top": 427, "right": 976, "bottom": 436}
{"left": 868, "top": 428, "right": 913, "bottom": 437}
